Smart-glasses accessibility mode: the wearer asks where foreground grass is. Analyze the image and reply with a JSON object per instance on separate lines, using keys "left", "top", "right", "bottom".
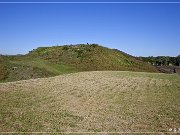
{"left": 0, "top": 71, "right": 180, "bottom": 133}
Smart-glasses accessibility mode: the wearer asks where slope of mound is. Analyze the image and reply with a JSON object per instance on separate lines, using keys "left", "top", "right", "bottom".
{"left": 0, "top": 44, "right": 158, "bottom": 82}
{"left": 0, "top": 56, "right": 77, "bottom": 83}
{"left": 0, "top": 71, "right": 179, "bottom": 133}
{"left": 28, "top": 44, "right": 158, "bottom": 72}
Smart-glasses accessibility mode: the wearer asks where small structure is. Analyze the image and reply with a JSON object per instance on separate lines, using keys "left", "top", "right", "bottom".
{"left": 12, "top": 67, "right": 17, "bottom": 70}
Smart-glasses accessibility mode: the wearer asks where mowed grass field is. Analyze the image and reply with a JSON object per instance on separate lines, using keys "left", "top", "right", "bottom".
{"left": 0, "top": 71, "right": 180, "bottom": 133}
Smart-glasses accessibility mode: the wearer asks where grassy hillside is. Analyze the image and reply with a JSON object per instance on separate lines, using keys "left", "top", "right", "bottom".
{"left": 0, "top": 55, "right": 77, "bottom": 83}
{"left": 0, "top": 44, "right": 158, "bottom": 82}
{"left": 0, "top": 71, "right": 179, "bottom": 133}
{"left": 28, "top": 44, "right": 158, "bottom": 72}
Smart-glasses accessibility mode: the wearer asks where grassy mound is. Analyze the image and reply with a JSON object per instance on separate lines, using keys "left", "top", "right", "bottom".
{"left": 29, "top": 44, "right": 158, "bottom": 72}
{"left": 0, "top": 44, "right": 158, "bottom": 82}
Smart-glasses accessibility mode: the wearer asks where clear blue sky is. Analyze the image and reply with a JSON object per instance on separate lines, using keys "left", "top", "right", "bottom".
{"left": 0, "top": 0, "right": 180, "bottom": 56}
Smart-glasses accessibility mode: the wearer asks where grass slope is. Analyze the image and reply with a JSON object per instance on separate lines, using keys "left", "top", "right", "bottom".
{"left": 0, "top": 56, "right": 77, "bottom": 83}
{"left": 29, "top": 44, "right": 158, "bottom": 72}
{"left": 0, "top": 71, "right": 179, "bottom": 133}
{"left": 0, "top": 44, "right": 158, "bottom": 82}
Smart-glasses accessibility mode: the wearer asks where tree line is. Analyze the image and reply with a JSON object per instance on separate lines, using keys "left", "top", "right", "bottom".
{"left": 139, "top": 55, "right": 180, "bottom": 66}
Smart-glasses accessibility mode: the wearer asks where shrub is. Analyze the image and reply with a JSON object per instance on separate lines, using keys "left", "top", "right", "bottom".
{"left": 0, "top": 64, "right": 8, "bottom": 80}
{"left": 62, "top": 46, "right": 69, "bottom": 51}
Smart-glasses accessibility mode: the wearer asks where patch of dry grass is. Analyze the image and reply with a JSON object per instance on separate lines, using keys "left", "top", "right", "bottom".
{"left": 0, "top": 71, "right": 180, "bottom": 133}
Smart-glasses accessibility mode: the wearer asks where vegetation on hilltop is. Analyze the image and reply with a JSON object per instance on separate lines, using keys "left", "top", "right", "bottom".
{"left": 28, "top": 44, "right": 158, "bottom": 72}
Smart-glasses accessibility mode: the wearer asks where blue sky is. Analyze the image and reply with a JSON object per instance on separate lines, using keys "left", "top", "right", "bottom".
{"left": 0, "top": 0, "right": 180, "bottom": 56}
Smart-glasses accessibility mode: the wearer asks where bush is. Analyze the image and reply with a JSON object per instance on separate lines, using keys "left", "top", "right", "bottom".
{"left": 62, "top": 46, "right": 69, "bottom": 51}
{"left": 0, "top": 64, "right": 8, "bottom": 80}
{"left": 91, "top": 44, "right": 98, "bottom": 48}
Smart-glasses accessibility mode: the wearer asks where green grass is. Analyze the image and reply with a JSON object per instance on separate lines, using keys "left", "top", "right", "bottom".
{"left": 0, "top": 56, "right": 78, "bottom": 83}
{"left": 29, "top": 44, "right": 158, "bottom": 72}
{"left": 0, "top": 44, "right": 159, "bottom": 82}
{"left": 9, "top": 57, "right": 78, "bottom": 75}
{"left": 0, "top": 71, "right": 179, "bottom": 133}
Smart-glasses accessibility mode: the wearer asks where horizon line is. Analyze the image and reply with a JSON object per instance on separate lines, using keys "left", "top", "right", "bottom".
{"left": 1, "top": 1, "right": 180, "bottom": 4}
